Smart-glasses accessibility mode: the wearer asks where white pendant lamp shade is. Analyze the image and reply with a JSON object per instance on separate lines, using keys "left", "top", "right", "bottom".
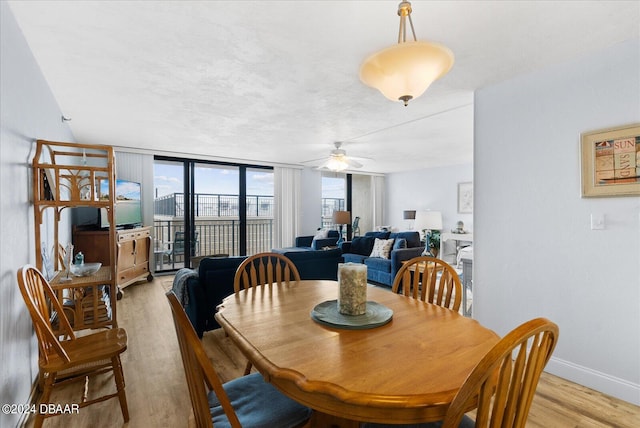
{"left": 359, "top": 41, "right": 454, "bottom": 105}
{"left": 359, "top": 1, "right": 454, "bottom": 106}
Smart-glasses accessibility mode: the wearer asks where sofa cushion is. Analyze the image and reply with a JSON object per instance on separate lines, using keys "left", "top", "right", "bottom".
{"left": 281, "top": 248, "right": 342, "bottom": 280}
{"left": 349, "top": 236, "right": 376, "bottom": 256}
{"left": 343, "top": 253, "right": 368, "bottom": 264}
{"left": 365, "top": 231, "right": 391, "bottom": 239}
{"left": 369, "top": 238, "right": 395, "bottom": 259}
{"left": 198, "top": 256, "right": 246, "bottom": 330}
{"left": 390, "top": 231, "right": 421, "bottom": 248}
{"left": 365, "top": 256, "right": 392, "bottom": 273}
{"left": 393, "top": 238, "right": 407, "bottom": 250}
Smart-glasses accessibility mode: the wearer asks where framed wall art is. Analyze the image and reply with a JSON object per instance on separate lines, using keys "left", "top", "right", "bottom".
{"left": 580, "top": 123, "right": 640, "bottom": 197}
{"left": 457, "top": 182, "right": 473, "bottom": 214}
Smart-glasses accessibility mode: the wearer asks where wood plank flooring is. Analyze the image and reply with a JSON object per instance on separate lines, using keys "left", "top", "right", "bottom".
{"left": 24, "top": 275, "right": 639, "bottom": 427}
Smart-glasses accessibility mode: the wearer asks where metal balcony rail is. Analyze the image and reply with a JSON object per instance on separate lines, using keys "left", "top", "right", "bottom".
{"left": 155, "top": 193, "right": 275, "bottom": 217}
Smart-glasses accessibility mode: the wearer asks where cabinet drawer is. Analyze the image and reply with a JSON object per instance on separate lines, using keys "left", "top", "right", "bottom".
{"left": 134, "top": 262, "right": 149, "bottom": 277}
{"left": 118, "top": 267, "right": 138, "bottom": 284}
{"left": 117, "top": 227, "right": 150, "bottom": 243}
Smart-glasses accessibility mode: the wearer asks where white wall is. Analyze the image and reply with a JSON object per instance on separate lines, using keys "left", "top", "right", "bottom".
{"left": 386, "top": 164, "right": 473, "bottom": 262}
{"left": 386, "top": 163, "right": 473, "bottom": 230}
{"left": 0, "top": 3, "right": 76, "bottom": 426}
{"left": 475, "top": 38, "right": 640, "bottom": 404}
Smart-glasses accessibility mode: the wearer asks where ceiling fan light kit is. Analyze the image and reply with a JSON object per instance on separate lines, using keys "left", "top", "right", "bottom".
{"left": 317, "top": 142, "right": 363, "bottom": 172}
{"left": 359, "top": 1, "right": 454, "bottom": 106}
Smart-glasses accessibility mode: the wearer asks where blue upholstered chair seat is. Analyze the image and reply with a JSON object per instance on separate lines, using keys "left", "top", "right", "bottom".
{"left": 208, "top": 372, "right": 312, "bottom": 428}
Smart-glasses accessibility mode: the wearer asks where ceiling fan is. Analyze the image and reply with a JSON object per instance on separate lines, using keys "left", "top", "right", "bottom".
{"left": 304, "top": 142, "right": 366, "bottom": 172}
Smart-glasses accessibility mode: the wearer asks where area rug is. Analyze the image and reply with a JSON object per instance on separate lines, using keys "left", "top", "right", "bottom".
{"left": 160, "top": 276, "right": 175, "bottom": 293}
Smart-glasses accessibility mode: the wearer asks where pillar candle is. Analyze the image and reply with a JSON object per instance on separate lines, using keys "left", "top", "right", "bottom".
{"left": 338, "top": 263, "right": 367, "bottom": 315}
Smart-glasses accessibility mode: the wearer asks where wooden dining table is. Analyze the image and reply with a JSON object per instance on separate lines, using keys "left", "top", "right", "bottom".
{"left": 215, "top": 280, "right": 499, "bottom": 427}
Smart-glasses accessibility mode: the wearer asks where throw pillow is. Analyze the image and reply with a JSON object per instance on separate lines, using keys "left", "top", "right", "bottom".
{"left": 369, "top": 238, "right": 395, "bottom": 259}
{"left": 349, "top": 236, "right": 374, "bottom": 255}
{"left": 393, "top": 238, "right": 407, "bottom": 250}
{"left": 313, "top": 229, "right": 329, "bottom": 240}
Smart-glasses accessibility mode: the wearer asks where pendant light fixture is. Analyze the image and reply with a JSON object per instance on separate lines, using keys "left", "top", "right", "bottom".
{"left": 359, "top": 1, "right": 454, "bottom": 106}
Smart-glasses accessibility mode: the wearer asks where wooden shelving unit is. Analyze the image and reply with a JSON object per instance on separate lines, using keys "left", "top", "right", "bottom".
{"left": 32, "top": 140, "right": 118, "bottom": 330}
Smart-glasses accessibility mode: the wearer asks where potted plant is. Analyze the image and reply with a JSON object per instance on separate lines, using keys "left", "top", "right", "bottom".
{"left": 427, "top": 230, "right": 441, "bottom": 258}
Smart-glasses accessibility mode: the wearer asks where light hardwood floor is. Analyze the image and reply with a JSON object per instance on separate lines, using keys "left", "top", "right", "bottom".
{"left": 24, "top": 276, "right": 639, "bottom": 427}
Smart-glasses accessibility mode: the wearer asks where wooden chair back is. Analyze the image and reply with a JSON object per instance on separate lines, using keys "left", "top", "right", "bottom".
{"left": 17, "top": 265, "right": 76, "bottom": 366}
{"left": 392, "top": 256, "right": 462, "bottom": 311}
{"left": 166, "top": 291, "right": 241, "bottom": 428}
{"left": 442, "top": 317, "right": 559, "bottom": 428}
{"left": 18, "top": 265, "right": 130, "bottom": 428}
{"left": 234, "top": 252, "right": 301, "bottom": 293}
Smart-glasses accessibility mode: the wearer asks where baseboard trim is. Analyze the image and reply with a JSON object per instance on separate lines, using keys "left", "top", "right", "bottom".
{"left": 546, "top": 356, "right": 640, "bottom": 406}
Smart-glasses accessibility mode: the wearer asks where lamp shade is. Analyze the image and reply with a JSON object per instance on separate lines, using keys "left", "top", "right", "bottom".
{"left": 333, "top": 210, "right": 351, "bottom": 225}
{"left": 414, "top": 211, "right": 442, "bottom": 231}
{"left": 403, "top": 210, "right": 416, "bottom": 220}
{"left": 359, "top": 41, "right": 454, "bottom": 105}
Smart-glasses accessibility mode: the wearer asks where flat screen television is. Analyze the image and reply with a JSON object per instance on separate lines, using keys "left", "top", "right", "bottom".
{"left": 99, "top": 179, "right": 142, "bottom": 229}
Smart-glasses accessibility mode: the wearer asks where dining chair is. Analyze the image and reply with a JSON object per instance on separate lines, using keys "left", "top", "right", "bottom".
{"left": 233, "top": 252, "right": 301, "bottom": 293}
{"left": 166, "top": 290, "right": 312, "bottom": 428}
{"left": 16, "top": 265, "right": 129, "bottom": 428}
{"left": 392, "top": 256, "right": 462, "bottom": 312}
{"left": 363, "top": 317, "right": 559, "bottom": 428}
{"left": 234, "top": 252, "right": 301, "bottom": 374}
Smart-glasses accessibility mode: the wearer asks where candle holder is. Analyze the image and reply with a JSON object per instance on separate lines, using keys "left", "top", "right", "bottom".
{"left": 338, "top": 263, "right": 367, "bottom": 315}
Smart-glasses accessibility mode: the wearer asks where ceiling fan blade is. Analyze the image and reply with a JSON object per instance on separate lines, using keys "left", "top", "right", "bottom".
{"left": 301, "top": 156, "right": 327, "bottom": 164}
{"left": 346, "top": 158, "right": 363, "bottom": 168}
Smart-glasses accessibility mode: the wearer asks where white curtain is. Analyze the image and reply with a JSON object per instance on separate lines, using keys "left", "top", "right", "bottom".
{"left": 274, "top": 167, "right": 301, "bottom": 248}
{"left": 371, "top": 175, "right": 385, "bottom": 229}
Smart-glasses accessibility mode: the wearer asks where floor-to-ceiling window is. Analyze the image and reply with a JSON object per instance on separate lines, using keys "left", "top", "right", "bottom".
{"left": 153, "top": 157, "right": 273, "bottom": 272}
{"left": 321, "top": 173, "right": 346, "bottom": 229}
{"left": 320, "top": 172, "right": 377, "bottom": 240}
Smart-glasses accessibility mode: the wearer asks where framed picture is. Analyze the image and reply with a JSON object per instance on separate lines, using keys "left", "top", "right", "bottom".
{"left": 457, "top": 182, "right": 473, "bottom": 214}
{"left": 580, "top": 123, "right": 640, "bottom": 197}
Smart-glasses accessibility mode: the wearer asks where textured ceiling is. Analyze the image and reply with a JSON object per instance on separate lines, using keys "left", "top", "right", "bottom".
{"left": 8, "top": 1, "right": 640, "bottom": 173}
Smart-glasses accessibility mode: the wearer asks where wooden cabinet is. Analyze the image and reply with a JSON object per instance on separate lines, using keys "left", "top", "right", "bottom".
{"left": 72, "top": 227, "right": 111, "bottom": 265}
{"left": 116, "top": 227, "right": 152, "bottom": 288}
{"left": 73, "top": 226, "right": 153, "bottom": 289}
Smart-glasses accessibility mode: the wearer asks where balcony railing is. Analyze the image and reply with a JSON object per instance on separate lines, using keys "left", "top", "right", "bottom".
{"left": 154, "top": 218, "right": 273, "bottom": 270}
{"left": 153, "top": 193, "right": 345, "bottom": 270}
{"left": 155, "top": 193, "right": 274, "bottom": 217}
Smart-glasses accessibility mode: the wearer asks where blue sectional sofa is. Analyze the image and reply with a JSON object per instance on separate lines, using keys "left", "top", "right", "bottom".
{"left": 271, "top": 247, "right": 342, "bottom": 280}
{"left": 176, "top": 248, "right": 342, "bottom": 337}
{"left": 340, "top": 231, "right": 425, "bottom": 287}
{"left": 294, "top": 230, "right": 340, "bottom": 250}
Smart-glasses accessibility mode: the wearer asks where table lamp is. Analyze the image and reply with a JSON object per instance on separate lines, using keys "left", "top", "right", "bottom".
{"left": 333, "top": 210, "right": 351, "bottom": 245}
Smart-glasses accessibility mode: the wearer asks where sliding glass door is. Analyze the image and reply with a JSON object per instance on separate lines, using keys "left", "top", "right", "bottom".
{"left": 154, "top": 158, "right": 273, "bottom": 272}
